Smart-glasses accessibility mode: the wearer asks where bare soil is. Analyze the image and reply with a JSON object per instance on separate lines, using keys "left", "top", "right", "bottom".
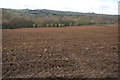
{"left": 2, "top": 26, "right": 118, "bottom": 78}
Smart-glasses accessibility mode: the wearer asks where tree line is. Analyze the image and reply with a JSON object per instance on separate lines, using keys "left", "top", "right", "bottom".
{"left": 2, "top": 9, "right": 118, "bottom": 29}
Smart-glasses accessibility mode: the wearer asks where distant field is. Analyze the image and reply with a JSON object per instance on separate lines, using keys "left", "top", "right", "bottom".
{"left": 2, "top": 26, "right": 118, "bottom": 78}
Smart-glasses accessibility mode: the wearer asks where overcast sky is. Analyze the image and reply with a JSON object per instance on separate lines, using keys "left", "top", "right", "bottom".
{"left": 0, "top": 0, "right": 118, "bottom": 15}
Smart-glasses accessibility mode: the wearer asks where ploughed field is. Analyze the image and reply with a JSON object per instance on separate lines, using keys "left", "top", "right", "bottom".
{"left": 2, "top": 26, "right": 118, "bottom": 78}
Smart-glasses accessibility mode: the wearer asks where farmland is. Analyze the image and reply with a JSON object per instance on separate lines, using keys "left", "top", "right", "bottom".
{"left": 2, "top": 26, "right": 118, "bottom": 78}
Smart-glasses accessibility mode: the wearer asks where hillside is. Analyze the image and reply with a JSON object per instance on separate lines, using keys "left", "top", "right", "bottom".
{"left": 2, "top": 8, "right": 118, "bottom": 29}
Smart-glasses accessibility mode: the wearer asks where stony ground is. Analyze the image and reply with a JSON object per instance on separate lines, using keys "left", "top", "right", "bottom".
{"left": 2, "top": 26, "right": 118, "bottom": 78}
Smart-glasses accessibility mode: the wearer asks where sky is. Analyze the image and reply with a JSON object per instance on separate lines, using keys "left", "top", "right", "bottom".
{"left": 0, "top": 0, "right": 119, "bottom": 15}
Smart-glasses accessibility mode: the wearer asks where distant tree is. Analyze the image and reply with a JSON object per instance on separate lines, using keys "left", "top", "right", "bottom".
{"left": 75, "top": 16, "right": 90, "bottom": 26}
{"left": 95, "top": 17, "right": 104, "bottom": 25}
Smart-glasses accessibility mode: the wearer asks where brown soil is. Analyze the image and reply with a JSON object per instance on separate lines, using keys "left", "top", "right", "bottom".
{"left": 2, "top": 26, "right": 118, "bottom": 78}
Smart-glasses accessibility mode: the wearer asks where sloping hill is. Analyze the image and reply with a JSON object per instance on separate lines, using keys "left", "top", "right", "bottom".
{"left": 2, "top": 8, "right": 118, "bottom": 29}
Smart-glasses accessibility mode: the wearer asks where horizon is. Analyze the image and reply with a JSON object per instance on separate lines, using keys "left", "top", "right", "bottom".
{"left": 0, "top": 0, "right": 118, "bottom": 15}
{"left": 2, "top": 8, "right": 118, "bottom": 15}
